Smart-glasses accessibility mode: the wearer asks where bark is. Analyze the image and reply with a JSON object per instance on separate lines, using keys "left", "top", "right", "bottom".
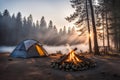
{"left": 89, "top": 0, "right": 100, "bottom": 55}
{"left": 105, "top": 12, "right": 110, "bottom": 51}
{"left": 86, "top": 0, "right": 92, "bottom": 53}
{"left": 102, "top": 14, "right": 105, "bottom": 53}
{"left": 114, "top": 16, "right": 118, "bottom": 50}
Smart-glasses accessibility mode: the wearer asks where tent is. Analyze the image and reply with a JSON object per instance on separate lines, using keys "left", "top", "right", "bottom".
{"left": 10, "top": 39, "right": 48, "bottom": 58}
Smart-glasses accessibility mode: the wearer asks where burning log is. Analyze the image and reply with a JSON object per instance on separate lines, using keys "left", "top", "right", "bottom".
{"left": 57, "top": 48, "right": 77, "bottom": 64}
{"left": 51, "top": 48, "right": 96, "bottom": 71}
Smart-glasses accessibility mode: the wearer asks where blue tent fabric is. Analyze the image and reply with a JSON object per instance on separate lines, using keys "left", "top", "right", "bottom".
{"left": 15, "top": 42, "right": 25, "bottom": 50}
{"left": 10, "top": 39, "right": 48, "bottom": 58}
{"left": 11, "top": 50, "right": 27, "bottom": 58}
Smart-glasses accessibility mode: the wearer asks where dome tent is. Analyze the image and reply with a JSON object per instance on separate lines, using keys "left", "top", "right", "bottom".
{"left": 10, "top": 39, "right": 48, "bottom": 58}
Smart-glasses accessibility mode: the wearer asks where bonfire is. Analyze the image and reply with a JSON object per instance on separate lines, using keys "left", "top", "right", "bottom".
{"left": 51, "top": 48, "right": 96, "bottom": 71}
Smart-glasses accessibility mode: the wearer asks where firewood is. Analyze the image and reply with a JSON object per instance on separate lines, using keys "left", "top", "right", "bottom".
{"left": 57, "top": 48, "right": 78, "bottom": 64}
{"left": 59, "top": 65, "right": 62, "bottom": 69}
{"left": 51, "top": 47, "right": 96, "bottom": 71}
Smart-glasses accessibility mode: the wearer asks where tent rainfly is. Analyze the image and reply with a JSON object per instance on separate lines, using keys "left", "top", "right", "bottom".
{"left": 10, "top": 39, "right": 48, "bottom": 58}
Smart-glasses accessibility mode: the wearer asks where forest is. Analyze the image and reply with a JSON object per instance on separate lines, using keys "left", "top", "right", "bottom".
{"left": 0, "top": 0, "right": 120, "bottom": 54}
{"left": 66, "top": 0, "right": 120, "bottom": 54}
{"left": 0, "top": 0, "right": 120, "bottom": 80}
{"left": 0, "top": 9, "right": 81, "bottom": 46}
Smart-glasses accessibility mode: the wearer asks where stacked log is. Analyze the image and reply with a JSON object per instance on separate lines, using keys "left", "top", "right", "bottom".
{"left": 51, "top": 48, "right": 96, "bottom": 71}
{"left": 51, "top": 56, "right": 96, "bottom": 71}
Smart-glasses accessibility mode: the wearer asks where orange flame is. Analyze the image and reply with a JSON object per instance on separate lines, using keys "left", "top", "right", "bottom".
{"left": 66, "top": 50, "right": 82, "bottom": 65}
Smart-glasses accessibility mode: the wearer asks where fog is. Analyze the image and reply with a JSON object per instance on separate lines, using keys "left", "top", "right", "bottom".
{"left": 0, "top": 44, "right": 88, "bottom": 54}
{"left": 0, "top": 9, "right": 85, "bottom": 46}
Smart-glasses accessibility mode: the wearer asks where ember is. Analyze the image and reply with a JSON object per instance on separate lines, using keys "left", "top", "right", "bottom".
{"left": 51, "top": 48, "right": 96, "bottom": 71}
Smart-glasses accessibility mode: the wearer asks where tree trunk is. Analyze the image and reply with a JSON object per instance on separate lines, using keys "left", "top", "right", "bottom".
{"left": 105, "top": 10, "right": 110, "bottom": 51}
{"left": 102, "top": 14, "right": 105, "bottom": 53}
{"left": 114, "top": 16, "right": 118, "bottom": 50}
{"left": 89, "top": 0, "right": 100, "bottom": 55}
{"left": 111, "top": 0, "right": 118, "bottom": 51}
{"left": 86, "top": 0, "right": 92, "bottom": 53}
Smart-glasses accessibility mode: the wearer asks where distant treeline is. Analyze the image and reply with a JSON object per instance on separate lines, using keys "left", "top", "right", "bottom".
{"left": 0, "top": 9, "right": 81, "bottom": 46}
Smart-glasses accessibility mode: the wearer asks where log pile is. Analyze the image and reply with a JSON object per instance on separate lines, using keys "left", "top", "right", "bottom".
{"left": 51, "top": 48, "right": 96, "bottom": 71}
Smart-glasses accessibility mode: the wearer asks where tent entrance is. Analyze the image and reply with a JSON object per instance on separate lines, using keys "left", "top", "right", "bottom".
{"left": 35, "top": 45, "right": 45, "bottom": 56}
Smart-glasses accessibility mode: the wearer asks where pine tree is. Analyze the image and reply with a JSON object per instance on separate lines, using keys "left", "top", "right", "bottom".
{"left": 53, "top": 25, "right": 57, "bottom": 34}
{"left": 86, "top": 0, "right": 92, "bottom": 53}
{"left": 36, "top": 20, "right": 39, "bottom": 28}
{"left": 23, "top": 17, "right": 28, "bottom": 38}
{"left": 88, "top": 0, "right": 100, "bottom": 54}
{"left": 16, "top": 12, "right": 22, "bottom": 42}
{"left": 40, "top": 16, "right": 47, "bottom": 30}
{"left": 48, "top": 20, "right": 53, "bottom": 30}
{"left": 66, "top": 0, "right": 100, "bottom": 54}
{"left": 67, "top": 27, "right": 70, "bottom": 34}
{"left": 63, "top": 26, "right": 66, "bottom": 34}
{"left": 2, "top": 9, "right": 11, "bottom": 44}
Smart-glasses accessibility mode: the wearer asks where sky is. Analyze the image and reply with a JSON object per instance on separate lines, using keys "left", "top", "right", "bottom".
{"left": 0, "top": 0, "right": 75, "bottom": 29}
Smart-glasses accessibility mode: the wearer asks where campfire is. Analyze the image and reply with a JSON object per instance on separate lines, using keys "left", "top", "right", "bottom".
{"left": 51, "top": 48, "right": 96, "bottom": 71}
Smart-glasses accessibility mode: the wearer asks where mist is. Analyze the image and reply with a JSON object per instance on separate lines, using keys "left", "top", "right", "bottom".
{"left": 0, "top": 9, "right": 86, "bottom": 46}
{"left": 0, "top": 44, "right": 88, "bottom": 53}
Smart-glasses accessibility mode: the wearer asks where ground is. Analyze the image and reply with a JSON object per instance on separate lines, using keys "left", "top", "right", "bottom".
{"left": 0, "top": 53, "right": 120, "bottom": 80}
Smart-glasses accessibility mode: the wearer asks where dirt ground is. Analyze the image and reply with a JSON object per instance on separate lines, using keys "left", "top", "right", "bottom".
{"left": 0, "top": 52, "right": 120, "bottom": 80}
